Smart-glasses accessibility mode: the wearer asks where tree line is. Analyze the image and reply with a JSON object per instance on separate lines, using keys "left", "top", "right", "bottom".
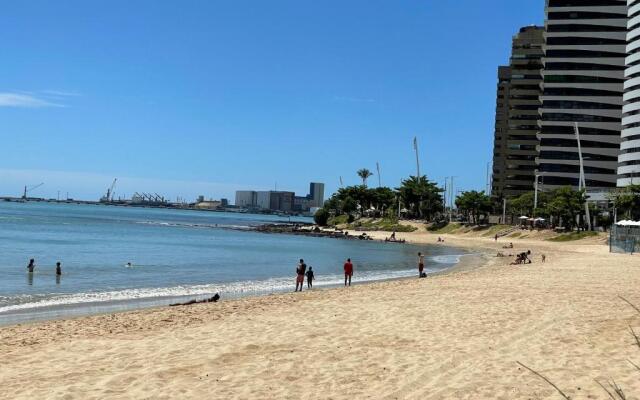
{"left": 315, "top": 168, "right": 640, "bottom": 230}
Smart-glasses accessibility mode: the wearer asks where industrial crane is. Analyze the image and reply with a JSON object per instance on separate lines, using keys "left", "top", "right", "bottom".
{"left": 101, "top": 179, "right": 118, "bottom": 202}
{"left": 22, "top": 183, "right": 44, "bottom": 200}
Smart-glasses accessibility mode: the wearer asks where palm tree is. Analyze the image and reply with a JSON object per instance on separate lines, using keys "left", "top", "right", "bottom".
{"left": 357, "top": 168, "right": 373, "bottom": 187}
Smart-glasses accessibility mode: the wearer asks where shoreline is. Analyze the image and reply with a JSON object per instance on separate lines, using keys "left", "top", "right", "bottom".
{"left": 0, "top": 242, "right": 478, "bottom": 328}
{"left": 4, "top": 233, "right": 640, "bottom": 398}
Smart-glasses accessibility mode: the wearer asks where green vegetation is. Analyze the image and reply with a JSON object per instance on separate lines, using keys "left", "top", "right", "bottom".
{"left": 349, "top": 218, "right": 417, "bottom": 233}
{"left": 316, "top": 172, "right": 445, "bottom": 227}
{"left": 429, "top": 222, "right": 462, "bottom": 234}
{"left": 481, "top": 224, "right": 512, "bottom": 237}
{"left": 396, "top": 175, "right": 444, "bottom": 220}
{"left": 548, "top": 231, "right": 599, "bottom": 242}
{"left": 314, "top": 208, "right": 329, "bottom": 226}
{"left": 328, "top": 214, "right": 349, "bottom": 226}
{"left": 357, "top": 168, "right": 374, "bottom": 187}
{"left": 612, "top": 184, "right": 640, "bottom": 221}
{"left": 455, "top": 191, "right": 492, "bottom": 224}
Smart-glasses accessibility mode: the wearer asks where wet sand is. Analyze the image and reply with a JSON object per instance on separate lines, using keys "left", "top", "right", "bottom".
{"left": 2, "top": 230, "right": 640, "bottom": 399}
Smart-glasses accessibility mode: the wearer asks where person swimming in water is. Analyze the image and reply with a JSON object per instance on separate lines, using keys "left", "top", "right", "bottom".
{"left": 27, "top": 259, "right": 35, "bottom": 273}
{"left": 55, "top": 262, "right": 62, "bottom": 276}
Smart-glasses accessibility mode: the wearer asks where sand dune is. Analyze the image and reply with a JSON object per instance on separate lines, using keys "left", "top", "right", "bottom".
{"left": 2, "top": 232, "right": 640, "bottom": 399}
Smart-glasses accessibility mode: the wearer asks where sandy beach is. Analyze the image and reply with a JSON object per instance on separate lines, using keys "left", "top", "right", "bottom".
{"left": 2, "top": 229, "right": 640, "bottom": 399}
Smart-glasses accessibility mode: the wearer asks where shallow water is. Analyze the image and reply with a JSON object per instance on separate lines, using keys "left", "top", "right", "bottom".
{"left": 0, "top": 202, "right": 464, "bottom": 324}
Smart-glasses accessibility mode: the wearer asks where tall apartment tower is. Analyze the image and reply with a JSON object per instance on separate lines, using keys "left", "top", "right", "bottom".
{"left": 491, "top": 26, "right": 544, "bottom": 198}
{"left": 538, "top": 0, "right": 627, "bottom": 190}
{"left": 491, "top": 66, "right": 512, "bottom": 197}
{"left": 619, "top": 0, "right": 640, "bottom": 186}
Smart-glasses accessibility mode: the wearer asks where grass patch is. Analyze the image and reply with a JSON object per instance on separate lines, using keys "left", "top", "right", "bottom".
{"left": 349, "top": 218, "right": 417, "bottom": 232}
{"left": 328, "top": 214, "right": 349, "bottom": 226}
{"left": 547, "top": 231, "right": 599, "bottom": 242}
{"left": 509, "top": 232, "right": 522, "bottom": 238}
{"left": 429, "top": 222, "right": 462, "bottom": 234}
{"left": 481, "top": 225, "right": 512, "bottom": 237}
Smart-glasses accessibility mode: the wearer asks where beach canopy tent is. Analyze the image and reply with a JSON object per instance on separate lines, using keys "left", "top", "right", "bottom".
{"left": 617, "top": 220, "right": 640, "bottom": 226}
{"left": 518, "top": 216, "right": 529, "bottom": 220}
{"left": 534, "top": 218, "right": 546, "bottom": 222}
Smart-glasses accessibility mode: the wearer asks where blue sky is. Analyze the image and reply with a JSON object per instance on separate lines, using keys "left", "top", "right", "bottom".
{"left": 0, "top": 1, "right": 544, "bottom": 202}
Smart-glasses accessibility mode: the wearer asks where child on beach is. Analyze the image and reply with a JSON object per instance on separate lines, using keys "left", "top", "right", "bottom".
{"left": 306, "top": 267, "right": 314, "bottom": 289}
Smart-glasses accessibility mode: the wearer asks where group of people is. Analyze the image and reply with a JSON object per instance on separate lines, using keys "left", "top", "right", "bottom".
{"left": 26, "top": 259, "right": 62, "bottom": 276}
{"left": 295, "top": 253, "right": 427, "bottom": 291}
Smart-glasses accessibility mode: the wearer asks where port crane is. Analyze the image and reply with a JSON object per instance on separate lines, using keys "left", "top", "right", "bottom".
{"left": 101, "top": 179, "right": 118, "bottom": 202}
{"left": 22, "top": 183, "right": 44, "bottom": 199}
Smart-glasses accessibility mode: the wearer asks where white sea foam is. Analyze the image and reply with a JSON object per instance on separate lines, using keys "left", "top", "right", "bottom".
{"left": 0, "top": 268, "right": 440, "bottom": 314}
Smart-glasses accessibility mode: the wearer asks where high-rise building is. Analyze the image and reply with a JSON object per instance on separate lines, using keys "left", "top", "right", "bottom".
{"left": 308, "top": 182, "right": 325, "bottom": 207}
{"left": 619, "top": 0, "right": 640, "bottom": 186}
{"left": 491, "top": 66, "right": 512, "bottom": 197}
{"left": 235, "top": 191, "right": 257, "bottom": 207}
{"left": 538, "top": 0, "right": 627, "bottom": 191}
{"left": 499, "top": 27, "right": 546, "bottom": 198}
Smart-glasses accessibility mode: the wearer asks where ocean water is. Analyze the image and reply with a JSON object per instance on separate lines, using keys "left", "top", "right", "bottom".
{"left": 0, "top": 202, "right": 465, "bottom": 324}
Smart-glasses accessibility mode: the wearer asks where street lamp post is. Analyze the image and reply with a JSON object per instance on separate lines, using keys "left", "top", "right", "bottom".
{"left": 574, "top": 123, "right": 592, "bottom": 231}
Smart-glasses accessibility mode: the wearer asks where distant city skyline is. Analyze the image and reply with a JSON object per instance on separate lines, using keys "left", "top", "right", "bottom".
{"left": 0, "top": 1, "right": 544, "bottom": 201}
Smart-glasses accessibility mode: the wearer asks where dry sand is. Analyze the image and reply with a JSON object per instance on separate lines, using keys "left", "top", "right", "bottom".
{"left": 2, "top": 228, "right": 640, "bottom": 399}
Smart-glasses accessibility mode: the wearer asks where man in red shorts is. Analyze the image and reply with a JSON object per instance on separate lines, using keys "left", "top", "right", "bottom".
{"left": 344, "top": 258, "right": 353, "bottom": 287}
{"left": 295, "top": 259, "right": 307, "bottom": 292}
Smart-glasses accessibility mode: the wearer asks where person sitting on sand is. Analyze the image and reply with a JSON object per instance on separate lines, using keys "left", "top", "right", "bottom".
{"left": 306, "top": 267, "right": 314, "bottom": 289}
{"left": 27, "top": 259, "right": 35, "bottom": 273}
{"left": 418, "top": 252, "right": 425, "bottom": 277}
{"left": 295, "top": 259, "right": 307, "bottom": 292}
{"left": 55, "top": 262, "right": 62, "bottom": 276}
{"left": 344, "top": 258, "right": 353, "bottom": 287}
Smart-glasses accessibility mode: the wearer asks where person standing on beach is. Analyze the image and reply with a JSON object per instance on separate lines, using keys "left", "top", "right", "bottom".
{"left": 306, "top": 267, "right": 314, "bottom": 289}
{"left": 344, "top": 258, "right": 353, "bottom": 286}
{"left": 27, "top": 259, "right": 35, "bottom": 273}
{"left": 295, "top": 259, "right": 307, "bottom": 292}
{"left": 418, "top": 252, "right": 425, "bottom": 277}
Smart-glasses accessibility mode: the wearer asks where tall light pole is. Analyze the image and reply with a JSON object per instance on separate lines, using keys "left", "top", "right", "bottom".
{"left": 413, "top": 136, "right": 421, "bottom": 178}
{"left": 449, "top": 176, "right": 457, "bottom": 222}
{"left": 376, "top": 162, "right": 382, "bottom": 187}
{"left": 486, "top": 162, "right": 492, "bottom": 194}
{"left": 574, "top": 123, "right": 592, "bottom": 231}
{"left": 534, "top": 173, "right": 544, "bottom": 217}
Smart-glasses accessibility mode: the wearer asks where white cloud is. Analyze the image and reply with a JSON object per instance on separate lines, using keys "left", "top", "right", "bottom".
{"left": 0, "top": 92, "right": 64, "bottom": 108}
{"left": 41, "top": 90, "right": 81, "bottom": 97}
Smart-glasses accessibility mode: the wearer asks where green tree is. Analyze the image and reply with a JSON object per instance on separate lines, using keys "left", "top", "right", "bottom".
{"left": 357, "top": 168, "right": 373, "bottom": 187}
{"left": 508, "top": 191, "right": 548, "bottom": 218}
{"left": 314, "top": 208, "right": 329, "bottom": 226}
{"left": 455, "top": 191, "right": 492, "bottom": 224}
{"left": 545, "top": 187, "right": 586, "bottom": 230}
{"left": 341, "top": 196, "right": 357, "bottom": 215}
{"left": 396, "top": 175, "right": 444, "bottom": 220}
{"left": 613, "top": 184, "right": 640, "bottom": 221}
